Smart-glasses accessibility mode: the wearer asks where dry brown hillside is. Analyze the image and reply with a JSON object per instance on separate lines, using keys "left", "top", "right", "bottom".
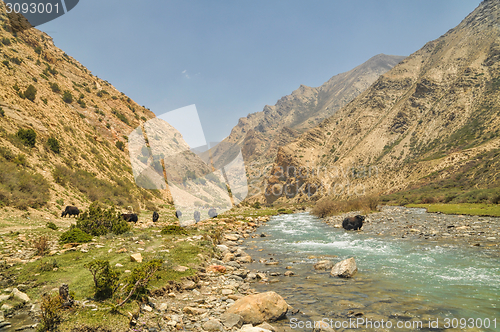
{"left": 263, "top": 0, "right": 500, "bottom": 205}
{"left": 207, "top": 54, "right": 405, "bottom": 196}
{"left": 0, "top": 4, "right": 173, "bottom": 215}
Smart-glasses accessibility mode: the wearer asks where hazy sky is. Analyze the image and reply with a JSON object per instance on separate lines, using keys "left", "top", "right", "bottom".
{"left": 38, "top": 0, "right": 481, "bottom": 143}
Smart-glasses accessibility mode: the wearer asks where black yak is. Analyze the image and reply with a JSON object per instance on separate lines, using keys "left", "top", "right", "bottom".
{"left": 122, "top": 213, "right": 138, "bottom": 222}
{"left": 194, "top": 211, "right": 200, "bottom": 223}
{"left": 208, "top": 208, "right": 217, "bottom": 218}
{"left": 152, "top": 211, "right": 159, "bottom": 222}
{"left": 61, "top": 206, "right": 80, "bottom": 218}
{"left": 342, "top": 215, "right": 365, "bottom": 231}
{"left": 175, "top": 210, "right": 182, "bottom": 218}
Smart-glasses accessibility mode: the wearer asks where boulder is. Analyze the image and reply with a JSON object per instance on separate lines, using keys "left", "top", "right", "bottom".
{"left": 181, "top": 280, "right": 196, "bottom": 290}
{"left": 223, "top": 253, "right": 235, "bottom": 262}
{"left": 225, "top": 234, "right": 240, "bottom": 241}
{"left": 207, "top": 265, "right": 227, "bottom": 273}
{"left": 226, "top": 291, "right": 288, "bottom": 325}
{"left": 11, "top": 288, "right": 30, "bottom": 303}
{"left": 130, "top": 253, "right": 143, "bottom": 263}
{"left": 239, "top": 324, "right": 272, "bottom": 332}
{"left": 313, "top": 260, "right": 333, "bottom": 270}
{"left": 330, "top": 257, "right": 357, "bottom": 278}
{"left": 202, "top": 319, "right": 223, "bottom": 331}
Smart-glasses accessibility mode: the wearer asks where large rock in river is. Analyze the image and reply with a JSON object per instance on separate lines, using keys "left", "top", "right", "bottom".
{"left": 330, "top": 257, "right": 357, "bottom": 278}
{"left": 313, "top": 260, "right": 333, "bottom": 270}
{"left": 226, "top": 291, "right": 288, "bottom": 324}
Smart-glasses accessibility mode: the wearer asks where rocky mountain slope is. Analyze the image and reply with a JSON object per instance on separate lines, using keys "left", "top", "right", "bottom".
{"left": 0, "top": 4, "right": 180, "bottom": 215}
{"left": 263, "top": 0, "right": 500, "bottom": 204}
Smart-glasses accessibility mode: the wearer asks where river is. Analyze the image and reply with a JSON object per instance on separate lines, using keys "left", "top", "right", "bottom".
{"left": 243, "top": 212, "right": 500, "bottom": 331}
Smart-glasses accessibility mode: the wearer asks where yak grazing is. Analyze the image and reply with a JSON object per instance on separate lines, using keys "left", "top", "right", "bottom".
{"left": 122, "top": 213, "right": 138, "bottom": 222}
{"left": 61, "top": 206, "right": 80, "bottom": 218}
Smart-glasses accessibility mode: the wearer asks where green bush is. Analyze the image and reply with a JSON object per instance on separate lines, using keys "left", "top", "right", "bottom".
{"left": 23, "top": 85, "right": 37, "bottom": 102}
{"left": 62, "top": 90, "right": 73, "bottom": 103}
{"left": 84, "top": 260, "right": 120, "bottom": 300}
{"left": 34, "top": 46, "right": 42, "bottom": 54}
{"left": 119, "top": 259, "right": 162, "bottom": 304}
{"left": 38, "top": 293, "right": 63, "bottom": 331}
{"left": 161, "top": 225, "right": 188, "bottom": 235}
{"left": 76, "top": 202, "right": 131, "bottom": 236}
{"left": 115, "top": 141, "right": 124, "bottom": 151}
{"left": 49, "top": 82, "right": 60, "bottom": 93}
{"left": 58, "top": 227, "right": 92, "bottom": 244}
{"left": 252, "top": 201, "right": 261, "bottom": 209}
{"left": 1, "top": 37, "right": 11, "bottom": 45}
{"left": 0, "top": 108, "right": 4, "bottom": 117}
{"left": 47, "top": 137, "right": 60, "bottom": 154}
{"left": 16, "top": 128, "right": 36, "bottom": 147}
{"left": 47, "top": 222, "right": 58, "bottom": 230}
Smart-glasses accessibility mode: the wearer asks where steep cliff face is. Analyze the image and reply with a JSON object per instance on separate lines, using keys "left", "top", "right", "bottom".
{"left": 208, "top": 54, "right": 405, "bottom": 195}
{"left": 263, "top": 0, "right": 500, "bottom": 204}
{"left": 0, "top": 4, "right": 181, "bottom": 213}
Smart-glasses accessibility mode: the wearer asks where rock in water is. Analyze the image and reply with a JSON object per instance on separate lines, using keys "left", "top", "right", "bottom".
{"left": 313, "top": 260, "right": 334, "bottom": 270}
{"left": 226, "top": 291, "right": 288, "bottom": 325}
{"left": 330, "top": 257, "right": 357, "bottom": 278}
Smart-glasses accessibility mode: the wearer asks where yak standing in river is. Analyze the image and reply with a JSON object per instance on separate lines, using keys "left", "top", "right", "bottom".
{"left": 122, "top": 213, "right": 138, "bottom": 222}
{"left": 342, "top": 215, "right": 365, "bottom": 231}
{"left": 152, "top": 211, "right": 159, "bottom": 222}
{"left": 61, "top": 206, "right": 80, "bottom": 218}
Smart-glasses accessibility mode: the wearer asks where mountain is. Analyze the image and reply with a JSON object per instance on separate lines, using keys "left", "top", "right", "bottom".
{"left": 207, "top": 54, "right": 405, "bottom": 195}
{"left": 0, "top": 4, "right": 181, "bottom": 214}
{"left": 262, "top": 0, "right": 500, "bottom": 205}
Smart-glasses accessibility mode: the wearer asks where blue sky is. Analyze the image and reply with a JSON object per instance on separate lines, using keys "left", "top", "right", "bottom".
{"left": 38, "top": 0, "right": 481, "bottom": 143}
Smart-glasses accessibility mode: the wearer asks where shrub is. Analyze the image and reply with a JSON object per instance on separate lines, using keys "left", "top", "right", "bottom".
{"left": 62, "top": 90, "right": 73, "bottom": 103}
{"left": 84, "top": 260, "right": 120, "bottom": 300}
{"left": 252, "top": 201, "right": 261, "bottom": 209}
{"left": 118, "top": 259, "right": 162, "bottom": 305}
{"left": 47, "top": 137, "right": 60, "bottom": 154}
{"left": 49, "top": 82, "right": 60, "bottom": 93}
{"left": 76, "top": 202, "right": 131, "bottom": 236}
{"left": 47, "top": 222, "right": 58, "bottom": 230}
{"left": 59, "top": 227, "right": 92, "bottom": 244}
{"left": 33, "top": 235, "right": 50, "bottom": 256}
{"left": 161, "top": 225, "right": 188, "bottom": 235}
{"left": 1, "top": 37, "right": 11, "bottom": 45}
{"left": 34, "top": 46, "right": 42, "bottom": 54}
{"left": 115, "top": 141, "right": 124, "bottom": 151}
{"left": 10, "top": 57, "right": 22, "bottom": 65}
{"left": 38, "top": 259, "right": 58, "bottom": 272}
{"left": 112, "top": 110, "right": 129, "bottom": 125}
{"left": 16, "top": 128, "right": 36, "bottom": 147}
{"left": 38, "top": 293, "right": 63, "bottom": 331}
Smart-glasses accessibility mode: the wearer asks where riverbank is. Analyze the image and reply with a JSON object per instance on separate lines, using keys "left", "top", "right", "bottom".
{"left": 325, "top": 205, "right": 500, "bottom": 253}
{"left": 0, "top": 206, "right": 295, "bottom": 331}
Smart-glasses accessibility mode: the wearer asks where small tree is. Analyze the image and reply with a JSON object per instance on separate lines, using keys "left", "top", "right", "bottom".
{"left": 62, "top": 90, "right": 73, "bottom": 103}
{"left": 24, "top": 84, "right": 37, "bottom": 102}
{"left": 16, "top": 128, "right": 36, "bottom": 148}
{"left": 118, "top": 259, "right": 162, "bottom": 306}
{"left": 84, "top": 260, "right": 120, "bottom": 300}
{"left": 49, "top": 82, "right": 60, "bottom": 93}
{"left": 115, "top": 140, "right": 124, "bottom": 151}
{"left": 38, "top": 293, "right": 63, "bottom": 331}
{"left": 47, "top": 137, "right": 60, "bottom": 154}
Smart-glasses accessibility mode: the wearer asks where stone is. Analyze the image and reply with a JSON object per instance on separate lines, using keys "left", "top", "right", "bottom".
{"left": 225, "top": 234, "right": 240, "bottom": 241}
{"left": 130, "top": 253, "right": 143, "bottom": 263}
{"left": 221, "top": 289, "right": 233, "bottom": 295}
{"left": 116, "top": 248, "right": 127, "bottom": 253}
{"left": 284, "top": 271, "right": 295, "bottom": 276}
{"left": 0, "top": 294, "right": 10, "bottom": 302}
{"left": 313, "top": 260, "right": 333, "bottom": 270}
{"left": 158, "top": 303, "right": 168, "bottom": 312}
{"left": 223, "top": 253, "right": 235, "bottom": 262}
{"left": 173, "top": 265, "right": 189, "bottom": 272}
{"left": 1, "top": 304, "right": 12, "bottom": 311}
{"left": 202, "top": 319, "right": 223, "bottom": 331}
{"left": 115, "top": 263, "right": 124, "bottom": 267}
{"left": 256, "top": 322, "right": 277, "bottom": 332}
{"left": 239, "top": 324, "right": 272, "bottom": 332}
{"left": 11, "top": 288, "right": 30, "bottom": 302}
{"left": 226, "top": 291, "right": 288, "bottom": 325}
{"left": 330, "top": 257, "right": 357, "bottom": 278}
{"left": 207, "top": 265, "right": 226, "bottom": 273}
{"left": 142, "top": 304, "right": 153, "bottom": 312}
{"left": 181, "top": 280, "right": 196, "bottom": 290}
{"left": 220, "top": 312, "right": 243, "bottom": 329}
{"left": 182, "top": 306, "right": 207, "bottom": 315}
{"left": 238, "top": 255, "right": 252, "bottom": 263}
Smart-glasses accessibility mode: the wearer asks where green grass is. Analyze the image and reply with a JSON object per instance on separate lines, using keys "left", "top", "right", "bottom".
{"left": 405, "top": 203, "right": 500, "bottom": 217}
